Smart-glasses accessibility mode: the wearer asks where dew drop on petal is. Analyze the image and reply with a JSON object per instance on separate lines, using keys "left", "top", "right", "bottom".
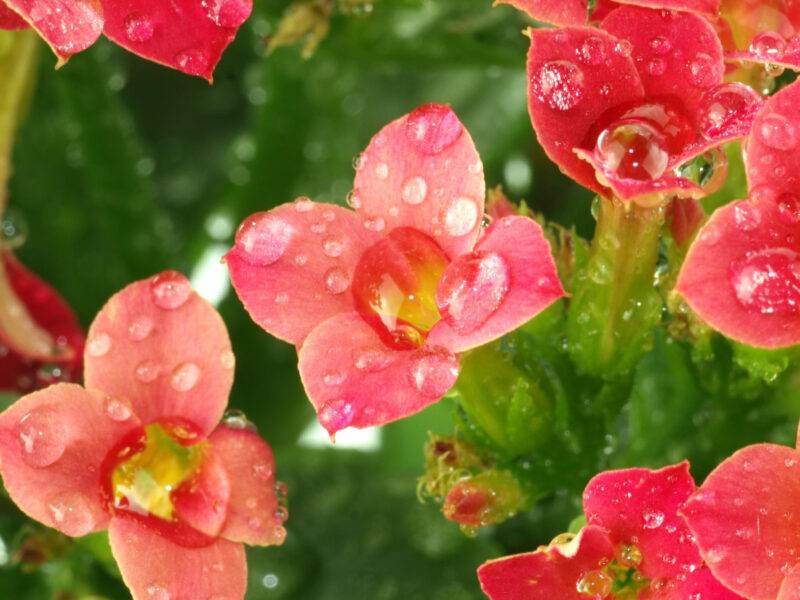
{"left": 577, "top": 570, "right": 612, "bottom": 598}
{"left": 323, "top": 370, "right": 345, "bottom": 387}
{"left": 408, "top": 346, "right": 459, "bottom": 399}
{"left": 322, "top": 235, "right": 345, "bottom": 257}
{"left": 531, "top": 60, "right": 584, "bottom": 111}
{"left": 405, "top": 104, "right": 463, "bottom": 155}
{"left": 353, "top": 346, "right": 392, "bottom": 372}
{"left": 128, "top": 315, "right": 155, "bottom": 342}
{"left": 346, "top": 189, "right": 362, "bottom": 209}
{"left": 363, "top": 216, "right": 386, "bottom": 232}
{"left": 733, "top": 202, "right": 761, "bottom": 231}
{"left": 87, "top": 332, "right": 111, "bottom": 357}
{"left": 104, "top": 396, "right": 132, "bottom": 421}
{"left": 135, "top": 360, "right": 160, "bottom": 383}
{"left": 647, "top": 58, "right": 667, "bottom": 76}
{"left": 758, "top": 113, "right": 797, "bottom": 151}
{"left": 318, "top": 398, "right": 355, "bottom": 432}
{"left": 697, "top": 82, "right": 761, "bottom": 138}
{"left": 401, "top": 177, "right": 428, "bottom": 205}
{"left": 234, "top": 212, "right": 292, "bottom": 266}
{"left": 445, "top": 197, "right": 479, "bottom": 237}
{"left": 649, "top": 35, "right": 671, "bottom": 55}
{"left": 16, "top": 408, "right": 66, "bottom": 468}
{"left": 204, "top": 0, "right": 251, "bottom": 27}
{"left": 777, "top": 194, "right": 800, "bottom": 224}
{"left": 729, "top": 248, "right": 800, "bottom": 314}
{"left": 220, "top": 349, "right": 235, "bottom": 369}
{"left": 324, "top": 267, "right": 350, "bottom": 294}
{"left": 642, "top": 508, "right": 665, "bottom": 529}
{"left": 294, "top": 196, "right": 313, "bottom": 212}
{"left": 47, "top": 491, "right": 95, "bottom": 537}
{"left": 596, "top": 122, "right": 669, "bottom": 181}
{"left": 170, "top": 362, "right": 200, "bottom": 392}
{"left": 750, "top": 31, "right": 786, "bottom": 56}
{"left": 374, "top": 163, "right": 389, "bottom": 180}
{"left": 688, "top": 53, "right": 719, "bottom": 88}
{"left": 578, "top": 36, "right": 606, "bottom": 66}
{"left": 146, "top": 584, "right": 170, "bottom": 600}
{"left": 124, "top": 12, "right": 154, "bottom": 42}
{"left": 150, "top": 271, "right": 192, "bottom": 310}
{"left": 175, "top": 48, "right": 209, "bottom": 76}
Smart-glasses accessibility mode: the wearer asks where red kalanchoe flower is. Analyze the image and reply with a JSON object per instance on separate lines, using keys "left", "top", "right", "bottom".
{"left": 526, "top": 6, "right": 761, "bottom": 206}
{"left": 478, "top": 463, "right": 744, "bottom": 599}
{"left": 226, "top": 104, "right": 565, "bottom": 436}
{"left": 676, "top": 79, "right": 800, "bottom": 348}
{"left": 0, "top": 0, "right": 251, "bottom": 80}
{"left": 0, "top": 271, "right": 286, "bottom": 600}
{"left": 682, "top": 423, "right": 800, "bottom": 600}
{"left": 0, "top": 249, "right": 83, "bottom": 393}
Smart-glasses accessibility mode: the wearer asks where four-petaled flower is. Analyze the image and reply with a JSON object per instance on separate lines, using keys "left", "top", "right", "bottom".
{"left": 226, "top": 103, "right": 565, "bottom": 435}
{"left": 0, "top": 0, "right": 252, "bottom": 80}
{"left": 0, "top": 271, "right": 286, "bottom": 600}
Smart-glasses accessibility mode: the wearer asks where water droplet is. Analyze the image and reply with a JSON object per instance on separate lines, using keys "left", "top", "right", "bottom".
{"left": 408, "top": 346, "right": 459, "bottom": 399}
{"left": 445, "top": 197, "right": 479, "bottom": 237}
{"left": 105, "top": 396, "right": 133, "bottom": 421}
{"left": 436, "top": 251, "right": 509, "bottom": 334}
{"left": 750, "top": 31, "right": 786, "bottom": 56}
{"left": 758, "top": 113, "right": 797, "bottom": 151}
{"left": 579, "top": 36, "right": 606, "bottom": 65}
{"left": 1, "top": 207, "right": 29, "bottom": 249}
{"left": 171, "top": 362, "right": 200, "bottom": 392}
{"left": 252, "top": 462, "right": 273, "bottom": 480}
{"left": 405, "top": 104, "right": 463, "bottom": 155}
{"left": 733, "top": 202, "right": 761, "bottom": 231}
{"left": 577, "top": 570, "right": 612, "bottom": 597}
{"left": 323, "top": 370, "right": 345, "bottom": 386}
{"left": 401, "top": 177, "right": 428, "bottom": 205}
{"left": 318, "top": 398, "right": 355, "bottom": 432}
{"left": 352, "top": 153, "right": 366, "bottom": 171}
{"left": 234, "top": 212, "right": 292, "bottom": 266}
{"left": 617, "top": 543, "right": 643, "bottom": 567}
{"left": 128, "top": 315, "right": 155, "bottom": 342}
{"left": 374, "top": 163, "right": 389, "bottom": 180}
{"left": 777, "top": 194, "right": 800, "bottom": 224}
{"left": 531, "top": 60, "right": 584, "bottom": 111}
{"left": 614, "top": 39, "right": 633, "bottom": 57}
{"left": 17, "top": 408, "right": 66, "bottom": 468}
{"left": 135, "top": 360, "right": 160, "bottom": 383}
{"left": 146, "top": 584, "right": 170, "bottom": 600}
{"left": 204, "top": 0, "right": 250, "bottom": 27}
{"left": 353, "top": 346, "right": 392, "bottom": 372}
{"left": 150, "top": 271, "right": 192, "bottom": 310}
{"left": 175, "top": 48, "right": 209, "bottom": 77}
{"left": 294, "top": 253, "right": 308, "bottom": 266}
{"left": 87, "top": 332, "right": 111, "bottom": 357}
{"left": 363, "top": 216, "right": 385, "bottom": 232}
{"left": 47, "top": 491, "right": 95, "bottom": 537}
{"left": 124, "top": 12, "right": 154, "bottom": 42}
{"left": 688, "top": 53, "right": 719, "bottom": 88}
{"left": 324, "top": 267, "right": 350, "bottom": 294}
{"left": 323, "top": 235, "right": 345, "bottom": 257}
{"left": 649, "top": 35, "right": 671, "bottom": 55}
{"left": 697, "top": 82, "right": 761, "bottom": 138}
{"left": 294, "top": 197, "right": 313, "bottom": 212}
{"left": 220, "top": 350, "right": 235, "bottom": 369}
{"left": 222, "top": 408, "right": 257, "bottom": 431}
{"left": 730, "top": 248, "right": 800, "bottom": 314}
{"left": 647, "top": 57, "right": 667, "bottom": 76}
{"left": 642, "top": 508, "right": 665, "bottom": 529}
{"left": 346, "top": 189, "right": 362, "bottom": 209}
{"left": 596, "top": 121, "right": 669, "bottom": 180}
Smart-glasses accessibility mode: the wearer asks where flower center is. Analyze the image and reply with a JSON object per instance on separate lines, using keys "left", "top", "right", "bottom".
{"left": 352, "top": 227, "right": 449, "bottom": 349}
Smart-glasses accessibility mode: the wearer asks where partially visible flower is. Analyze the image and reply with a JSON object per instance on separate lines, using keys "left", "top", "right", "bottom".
{"left": 676, "top": 79, "right": 800, "bottom": 348}
{"left": 226, "top": 104, "right": 565, "bottom": 436}
{"left": 478, "top": 463, "right": 743, "bottom": 599}
{"left": 442, "top": 470, "right": 526, "bottom": 534}
{"left": 0, "top": 0, "right": 252, "bottom": 80}
{"left": 526, "top": 6, "right": 760, "bottom": 206}
{"left": 0, "top": 271, "right": 286, "bottom": 600}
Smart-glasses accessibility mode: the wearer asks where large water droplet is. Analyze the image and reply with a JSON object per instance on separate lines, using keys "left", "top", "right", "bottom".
{"left": 436, "top": 251, "right": 509, "bottom": 334}
{"left": 128, "top": 315, "right": 155, "bottom": 342}
{"left": 105, "top": 396, "right": 133, "bottom": 421}
{"left": 642, "top": 508, "right": 665, "bottom": 529}
{"left": 235, "top": 212, "right": 292, "bottom": 266}
{"left": 758, "top": 113, "right": 797, "bottom": 151}
{"left": 777, "top": 194, "right": 800, "bottom": 224}
{"left": 175, "top": 48, "right": 209, "bottom": 77}
{"left": 346, "top": 189, "right": 362, "bottom": 209}
{"left": 47, "top": 491, "right": 95, "bottom": 537}
{"left": 318, "top": 398, "right": 355, "bottom": 432}
{"left": 579, "top": 36, "right": 606, "bottom": 65}
{"left": 697, "top": 82, "right": 761, "bottom": 138}
{"left": 171, "top": 362, "right": 200, "bottom": 391}
{"left": 401, "top": 177, "right": 427, "bottom": 205}
{"left": 648, "top": 35, "right": 671, "bottom": 55}
{"left": 135, "top": 360, "right": 160, "bottom": 383}
{"left": 124, "top": 12, "right": 154, "bottom": 42}
{"left": 17, "top": 408, "right": 66, "bottom": 468}
{"left": 596, "top": 121, "right": 669, "bottom": 180}
{"left": 730, "top": 248, "right": 800, "bottom": 314}
{"left": 353, "top": 346, "right": 392, "bottom": 372}
{"left": 204, "top": 0, "right": 250, "bottom": 27}
{"left": 531, "top": 60, "right": 585, "bottom": 111}
{"left": 408, "top": 346, "right": 459, "bottom": 399}
{"left": 750, "top": 31, "right": 786, "bottom": 56}
{"left": 647, "top": 57, "right": 667, "bottom": 76}
{"left": 405, "top": 104, "right": 463, "bottom": 155}
{"left": 445, "top": 198, "right": 479, "bottom": 237}
{"left": 150, "top": 271, "right": 192, "bottom": 310}
{"left": 576, "top": 570, "right": 612, "bottom": 598}
{"left": 87, "top": 332, "right": 111, "bottom": 357}
{"left": 688, "top": 53, "right": 719, "bottom": 88}
{"left": 324, "top": 267, "right": 350, "bottom": 294}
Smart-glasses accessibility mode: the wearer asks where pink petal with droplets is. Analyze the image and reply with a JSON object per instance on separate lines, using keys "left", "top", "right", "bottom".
{"left": 83, "top": 271, "right": 233, "bottom": 435}
{"left": 726, "top": 49, "right": 800, "bottom": 72}
{"left": 676, "top": 199, "right": 800, "bottom": 348}
{"left": 171, "top": 445, "right": 230, "bottom": 538}
{"left": 682, "top": 444, "right": 800, "bottom": 600}
{"left": 298, "top": 312, "right": 459, "bottom": 434}
{"left": 477, "top": 526, "right": 615, "bottom": 600}
{"left": 614, "top": 0, "right": 719, "bottom": 17}
{"left": 0, "top": 384, "right": 141, "bottom": 537}
{"left": 527, "top": 26, "right": 644, "bottom": 195}
{"left": 108, "top": 515, "right": 246, "bottom": 600}
{"left": 225, "top": 202, "right": 381, "bottom": 346}
{"left": 642, "top": 566, "right": 747, "bottom": 600}
{"left": 0, "top": 3, "right": 29, "bottom": 28}
{"left": 4, "top": 0, "right": 102, "bottom": 64}
{"left": 353, "top": 104, "right": 485, "bottom": 259}
{"left": 601, "top": 6, "right": 724, "bottom": 118}
{"left": 428, "top": 216, "right": 564, "bottom": 352}
{"left": 101, "top": 0, "right": 251, "bottom": 81}
{"left": 209, "top": 425, "right": 286, "bottom": 546}
{"left": 493, "top": 0, "right": 587, "bottom": 26}
{"left": 583, "top": 462, "right": 701, "bottom": 578}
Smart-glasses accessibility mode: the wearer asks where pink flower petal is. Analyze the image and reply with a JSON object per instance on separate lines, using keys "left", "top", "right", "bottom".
{"left": 527, "top": 26, "right": 644, "bottom": 195}
{"left": 676, "top": 199, "right": 800, "bottom": 348}
{"left": 0, "top": 383, "right": 141, "bottom": 537}
{"left": 171, "top": 444, "right": 230, "bottom": 538}
{"left": 225, "top": 202, "right": 381, "bottom": 346}
{"left": 4, "top": 0, "right": 103, "bottom": 65}
{"left": 601, "top": 6, "right": 724, "bottom": 118}
{"left": 353, "top": 104, "right": 485, "bottom": 259}
{"left": 108, "top": 515, "right": 247, "bottom": 600}
{"left": 745, "top": 80, "right": 800, "bottom": 198}
{"left": 101, "top": 0, "right": 252, "bottom": 81}
{"left": 614, "top": 0, "right": 720, "bottom": 17}
{"left": 682, "top": 444, "right": 800, "bottom": 600}
{"left": 208, "top": 424, "right": 287, "bottom": 546}
{"left": 666, "top": 197, "right": 705, "bottom": 246}
{"left": 583, "top": 462, "right": 701, "bottom": 578}
{"left": 428, "top": 216, "right": 564, "bottom": 352}
{"left": 643, "top": 567, "right": 746, "bottom": 600}
{"left": 477, "top": 526, "right": 615, "bottom": 600}
{"left": 780, "top": 564, "right": 800, "bottom": 600}
{"left": 0, "top": 3, "right": 29, "bottom": 29}
{"left": 298, "top": 312, "right": 459, "bottom": 434}
{"left": 493, "top": 0, "right": 587, "bottom": 26}
{"left": 83, "top": 271, "right": 233, "bottom": 435}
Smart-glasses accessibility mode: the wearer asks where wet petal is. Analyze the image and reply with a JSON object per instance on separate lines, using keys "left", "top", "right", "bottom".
{"left": 583, "top": 462, "right": 701, "bottom": 578}
{"left": 83, "top": 272, "right": 233, "bottom": 435}
{"left": 226, "top": 202, "right": 381, "bottom": 346}
{"left": 0, "top": 3, "right": 29, "bottom": 29}
{"left": 353, "top": 104, "right": 485, "bottom": 259}
{"left": 108, "top": 515, "right": 246, "bottom": 600}
{"left": 779, "top": 564, "right": 800, "bottom": 600}
{"left": 644, "top": 566, "right": 747, "bottom": 600}
{"left": 298, "top": 312, "right": 459, "bottom": 434}
{"left": 614, "top": 0, "right": 720, "bottom": 18}
{"left": 0, "top": 383, "right": 141, "bottom": 536}
{"left": 493, "top": 0, "right": 587, "bottom": 26}
{"left": 209, "top": 424, "right": 287, "bottom": 546}
{"left": 171, "top": 445, "right": 230, "bottom": 538}
{"left": 676, "top": 199, "right": 800, "bottom": 348}
{"left": 101, "top": 0, "right": 252, "bottom": 81}
{"left": 682, "top": 444, "right": 800, "bottom": 600}
{"left": 428, "top": 216, "right": 564, "bottom": 352}
{"left": 527, "top": 26, "right": 644, "bottom": 195}
{"left": 477, "top": 526, "right": 615, "bottom": 600}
